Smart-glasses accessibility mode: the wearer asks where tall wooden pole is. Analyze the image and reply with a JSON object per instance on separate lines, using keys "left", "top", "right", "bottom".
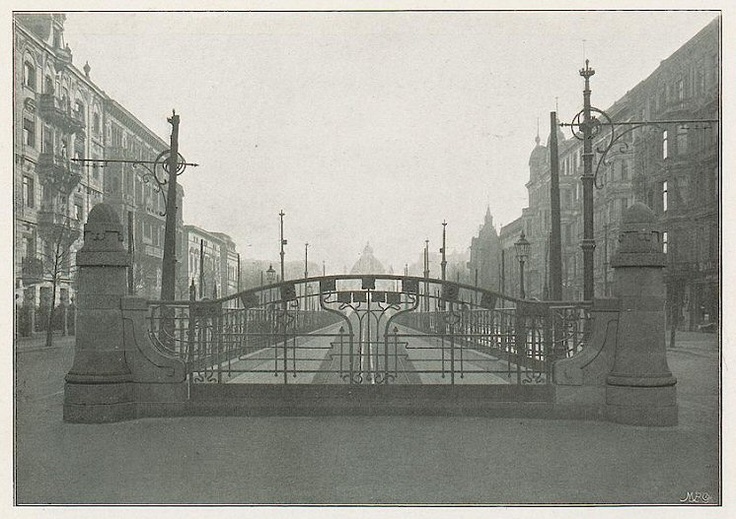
{"left": 160, "top": 110, "right": 179, "bottom": 301}
{"left": 549, "top": 111, "right": 563, "bottom": 301}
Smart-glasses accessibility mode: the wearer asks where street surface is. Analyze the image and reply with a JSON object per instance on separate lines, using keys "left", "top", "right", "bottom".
{"left": 14, "top": 330, "right": 720, "bottom": 505}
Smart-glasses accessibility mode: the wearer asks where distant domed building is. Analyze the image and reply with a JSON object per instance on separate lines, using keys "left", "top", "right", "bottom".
{"left": 350, "top": 243, "right": 386, "bottom": 274}
{"left": 467, "top": 207, "right": 501, "bottom": 291}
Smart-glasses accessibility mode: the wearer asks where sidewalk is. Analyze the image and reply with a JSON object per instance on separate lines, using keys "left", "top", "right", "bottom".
{"left": 666, "top": 330, "right": 719, "bottom": 356}
{"left": 14, "top": 333, "right": 75, "bottom": 353}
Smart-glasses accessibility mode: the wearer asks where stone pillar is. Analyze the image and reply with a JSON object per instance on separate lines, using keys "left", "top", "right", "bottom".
{"left": 605, "top": 202, "right": 677, "bottom": 426}
{"left": 64, "top": 204, "right": 135, "bottom": 423}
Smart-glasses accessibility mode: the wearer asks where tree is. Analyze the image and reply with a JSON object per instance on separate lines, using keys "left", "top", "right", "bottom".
{"left": 38, "top": 216, "right": 79, "bottom": 348}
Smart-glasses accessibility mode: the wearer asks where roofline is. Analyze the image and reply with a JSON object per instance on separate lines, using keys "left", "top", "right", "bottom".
{"left": 105, "top": 99, "right": 168, "bottom": 150}
{"left": 14, "top": 17, "right": 107, "bottom": 100}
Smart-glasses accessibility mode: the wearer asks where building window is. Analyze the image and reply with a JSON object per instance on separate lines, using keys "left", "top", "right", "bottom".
{"left": 45, "top": 75, "right": 54, "bottom": 94}
{"left": 75, "top": 100, "right": 85, "bottom": 122}
{"left": 696, "top": 68, "right": 705, "bottom": 96}
{"left": 42, "top": 125, "right": 53, "bottom": 153}
{"left": 23, "top": 117, "right": 35, "bottom": 147}
{"left": 662, "top": 231, "right": 668, "bottom": 254}
{"left": 92, "top": 163, "right": 99, "bottom": 179}
{"left": 662, "top": 180, "right": 668, "bottom": 212}
{"left": 675, "top": 79, "right": 684, "bottom": 103}
{"left": 620, "top": 160, "right": 628, "bottom": 181}
{"left": 662, "top": 130, "right": 668, "bottom": 160}
{"left": 677, "top": 127, "right": 688, "bottom": 155}
{"left": 24, "top": 61, "right": 36, "bottom": 90}
{"left": 23, "top": 176, "right": 34, "bottom": 208}
{"left": 93, "top": 113, "right": 100, "bottom": 135}
{"left": 143, "top": 221, "right": 152, "bottom": 243}
{"left": 75, "top": 203, "right": 83, "bottom": 221}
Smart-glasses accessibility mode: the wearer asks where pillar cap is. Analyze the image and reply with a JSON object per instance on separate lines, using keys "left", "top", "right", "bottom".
{"left": 610, "top": 202, "right": 666, "bottom": 268}
{"left": 77, "top": 203, "right": 130, "bottom": 267}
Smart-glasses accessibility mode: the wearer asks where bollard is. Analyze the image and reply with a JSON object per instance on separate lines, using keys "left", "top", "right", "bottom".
{"left": 63, "top": 204, "right": 134, "bottom": 423}
{"left": 605, "top": 202, "right": 677, "bottom": 426}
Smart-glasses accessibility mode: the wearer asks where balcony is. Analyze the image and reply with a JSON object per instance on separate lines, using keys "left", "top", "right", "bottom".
{"left": 38, "top": 93, "right": 85, "bottom": 134}
{"left": 658, "top": 99, "right": 691, "bottom": 119}
{"left": 36, "top": 153, "right": 82, "bottom": 194}
{"left": 105, "top": 146, "right": 128, "bottom": 160}
{"left": 142, "top": 244, "right": 164, "bottom": 259}
{"left": 37, "top": 210, "right": 81, "bottom": 245}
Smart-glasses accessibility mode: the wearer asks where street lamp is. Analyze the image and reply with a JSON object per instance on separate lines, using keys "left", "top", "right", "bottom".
{"left": 561, "top": 60, "right": 717, "bottom": 301}
{"left": 266, "top": 264, "right": 276, "bottom": 284}
{"left": 266, "top": 264, "right": 276, "bottom": 304}
{"left": 515, "top": 230, "right": 531, "bottom": 299}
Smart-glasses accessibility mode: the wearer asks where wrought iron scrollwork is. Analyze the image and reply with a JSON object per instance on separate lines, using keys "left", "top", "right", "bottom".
{"left": 564, "top": 109, "right": 717, "bottom": 190}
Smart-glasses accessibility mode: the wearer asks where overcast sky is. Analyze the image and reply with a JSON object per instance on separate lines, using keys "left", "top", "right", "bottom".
{"left": 62, "top": 9, "right": 717, "bottom": 273}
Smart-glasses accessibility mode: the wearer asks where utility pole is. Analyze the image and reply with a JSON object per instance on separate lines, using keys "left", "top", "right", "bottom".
{"left": 549, "top": 111, "right": 563, "bottom": 301}
{"left": 580, "top": 60, "right": 596, "bottom": 301}
{"left": 161, "top": 110, "right": 179, "bottom": 301}
{"left": 423, "top": 239, "right": 430, "bottom": 312}
{"left": 304, "top": 243, "right": 309, "bottom": 279}
{"left": 199, "top": 238, "right": 204, "bottom": 299}
{"left": 236, "top": 253, "right": 241, "bottom": 306}
{"left": 440, "top": 220, "right": 447, "bottom": 282}
{"left": 304, "top": 242, "right": 309, "bottom": 311}
{"left": 279, "top": 210, "right": 286, "bottom": 282}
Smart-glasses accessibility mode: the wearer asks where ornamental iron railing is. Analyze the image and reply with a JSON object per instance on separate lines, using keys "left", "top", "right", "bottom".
{"left": 146, "top": 275, "right": 591, "bottom": 386}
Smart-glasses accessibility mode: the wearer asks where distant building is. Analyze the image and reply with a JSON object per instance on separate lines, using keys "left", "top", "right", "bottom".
{"left": 181, "top": 225, "right": 240, "bottom": 303}
{"left": 467, "top": 207, "right": 502, "bottom": 292}
{"left": 492, "top": 16, "right": 719, "bottom": 329}
{"left": 212, "top": 232, "right": 240, "bottom": 298}
{"left": 350, "top": 243, "right": 386, "bottom": 275}
{"left": 498, "top": 217, "right": 523, "bottom": 299}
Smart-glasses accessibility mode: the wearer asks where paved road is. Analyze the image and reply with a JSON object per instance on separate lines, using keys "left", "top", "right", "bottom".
{"left": 13, "top": 331, "right": 720, "bottom": 505}
{"left": 217, "top": 318, "right": 520, "bottom": 385}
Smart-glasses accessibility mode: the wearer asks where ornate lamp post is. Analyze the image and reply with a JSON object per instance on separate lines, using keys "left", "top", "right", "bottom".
{"left": 561, "top": 60, "right": 717, "bottom": 301}
{"left": 515, "top": 230, "right": 531, "bottom": 299}
{"left": 266, "top": 264, "right": 276, "bottom": 284}
{"left": 266, "top": 264, "right": 276, "bottom": 304}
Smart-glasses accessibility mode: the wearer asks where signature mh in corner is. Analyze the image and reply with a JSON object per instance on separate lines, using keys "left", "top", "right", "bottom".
{"left": 680, "top": 491, "right": 712, "bottom": 504}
